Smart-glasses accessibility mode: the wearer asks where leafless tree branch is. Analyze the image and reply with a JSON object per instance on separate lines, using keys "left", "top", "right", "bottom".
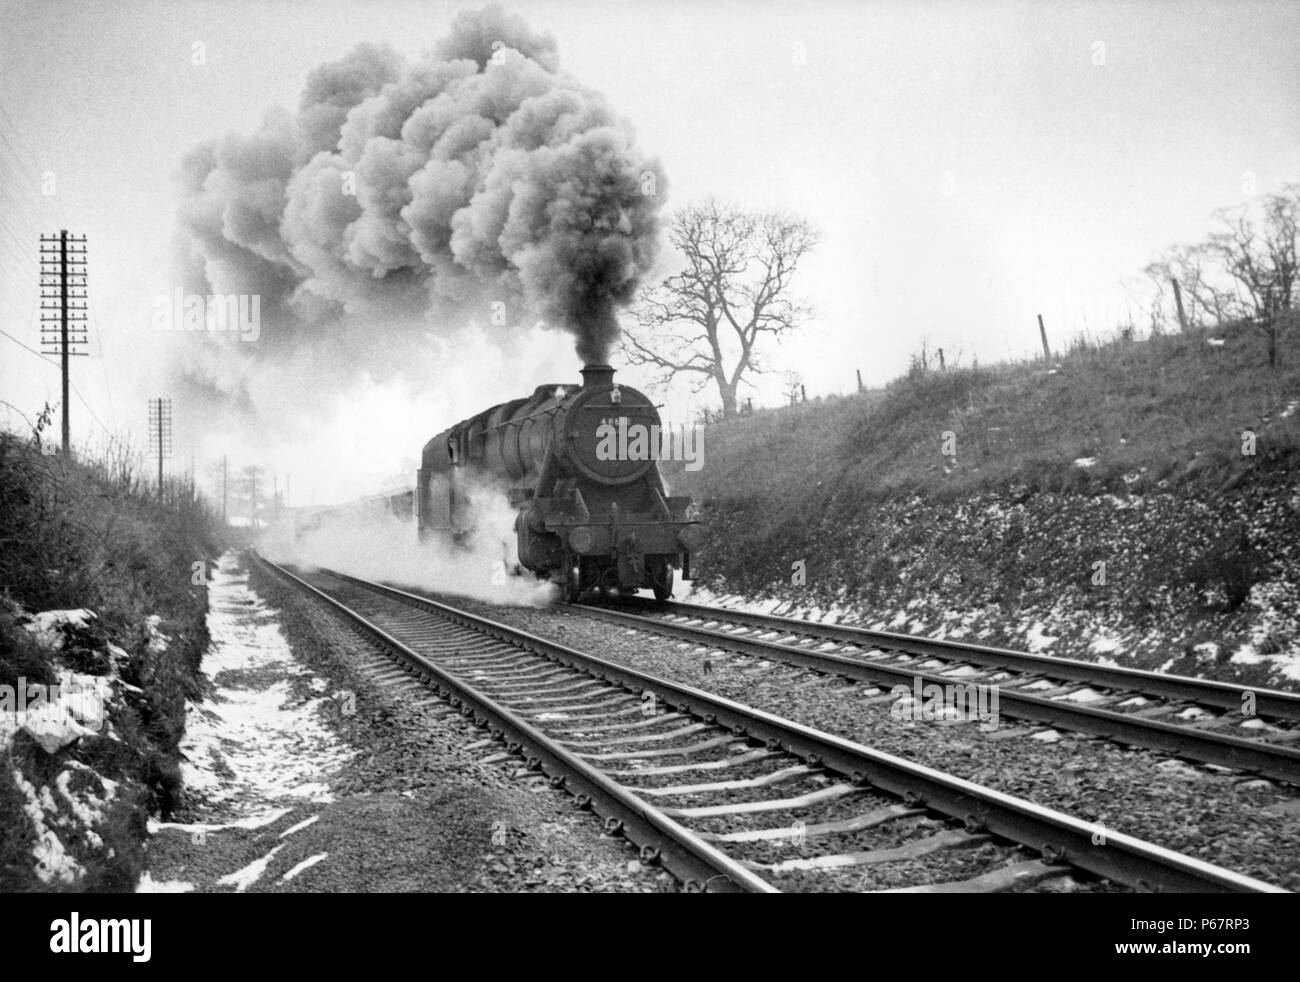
{"left": 621, "top": 197, "right": 818, "bottom": 415}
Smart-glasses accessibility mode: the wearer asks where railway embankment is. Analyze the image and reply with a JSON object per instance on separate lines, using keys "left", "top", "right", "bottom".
{"left": 0, "top": 433, "right": 223, "bottom": 890}
{"left": 667, "top": 327, "right": 1300, "bottom": 690}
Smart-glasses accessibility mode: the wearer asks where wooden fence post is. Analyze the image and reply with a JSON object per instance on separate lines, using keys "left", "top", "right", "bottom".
{"left": 1037, "top": 314, "right": 1052, "bottom": 360}
{"left": 1171, "top": 278, "right": 1190, "bottom": 333}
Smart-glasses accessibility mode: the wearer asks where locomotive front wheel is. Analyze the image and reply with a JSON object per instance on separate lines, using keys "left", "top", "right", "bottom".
{"left": 652, "top": 564, "right": 674, "bottom": 602}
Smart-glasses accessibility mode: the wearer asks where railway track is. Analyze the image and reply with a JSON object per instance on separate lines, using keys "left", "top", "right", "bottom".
{"left": 255, "top": 555, "right": 1284, "bottom": 893}
{"left": 569, "top": 597, "right": 1300, "bottom": 786}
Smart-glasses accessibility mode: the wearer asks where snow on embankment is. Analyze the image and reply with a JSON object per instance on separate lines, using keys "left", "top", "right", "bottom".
{"left": 689, "top": 477, "right": 1300, "bottom": 690}
{"left": 139, "top": 553, "right": 353, "bottom": 892}
{"left": 0, "top": 609, "right": 141, "bottom": 888}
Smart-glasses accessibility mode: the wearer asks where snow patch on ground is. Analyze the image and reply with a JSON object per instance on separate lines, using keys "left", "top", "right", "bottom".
{"left": 1023, "top": 622, "right": 1058, "bottom": 652}
{"left": 136, "top": 872, "right": 195, "bottom": 893}
{"left": 683, "top": 526, "right": 1300, "bottom": 692}
{"left": 177, "top": 554, "right": 354, "bottom": 814}
{"left": 1191, "top": 642, "right": 1221, "bottom": 666}
{"left": 216, "top": 843, "right": 286, "bottom": 893}
{"left": 280, "top": 852, "right": 328, "bottom": 882}
{"left": 22, "top": 609, "right": 96, "bottom": 649}
{"left": 279, "top": 814, "right": 321, "bottom": 838}
{"left": 138, "top": 552, "right": 356, "bottom": 893}
{"left": 1103, "top": 494, "right": 1144, "bottom": 510}
{"left": 10, "top": 765, "right": 85, "bottom": 885}
{"left": 148, "top": 807, "right": 292, "bottom": 836}
{"left": 3, "top": 607, "right": 133, "bottom": 886}
{"left": 1063, "top": 687, "right": 1108, "bottom": 704}
{"left": 1, "top": 672, "right": 112, "bottom": 754}
{"left": 1230, "top": 644, "right": 1265, "bottom": 666}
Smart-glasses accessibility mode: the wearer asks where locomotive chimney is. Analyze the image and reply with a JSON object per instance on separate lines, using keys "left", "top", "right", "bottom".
{"left": 580, "top": 363, "right": 615, "bottom": 389}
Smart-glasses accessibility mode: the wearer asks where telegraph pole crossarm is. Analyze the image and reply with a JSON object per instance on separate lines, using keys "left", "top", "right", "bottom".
{"left": 39, "top": 231, "right": 89, "bottom": 456}
{"left": 148, "top": 398, "right": 173, "bottom": 503}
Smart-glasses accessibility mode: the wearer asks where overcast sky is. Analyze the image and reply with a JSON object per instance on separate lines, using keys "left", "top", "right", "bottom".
{"left": 1, "top": 0, "right": 1296, "bottom": 502}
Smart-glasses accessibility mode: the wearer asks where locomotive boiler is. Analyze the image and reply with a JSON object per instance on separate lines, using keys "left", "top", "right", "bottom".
{"left": 417, "top": 364, "right": 702, "bottom": 602}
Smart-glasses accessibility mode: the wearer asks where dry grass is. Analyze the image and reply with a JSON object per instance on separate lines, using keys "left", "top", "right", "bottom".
{"left": 0, "top": 432, "right": 228, "bottom": 891}
{"left": 657, "top": 322, "right": 1300, "bottom": 674}
{"left": 666, "top": 321, "right": 1300, "bottom": 507}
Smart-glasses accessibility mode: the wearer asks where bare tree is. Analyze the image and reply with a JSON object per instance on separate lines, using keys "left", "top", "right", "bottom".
{"left": 781, "top": 370, "right": 803, "bottom": 405}
{"left": 1201, "top": 185, "right": 1298, "bottom": 366}
{"left": 1141, "top": 185, "right": 1298, "bottom": 365}
{"left": 623, "top": 198, "right": 818, "bottom": 416}
{"left": 907, "top": 336, "right": 933, "bottom": 377}
{"left": 1144, "top": 243, "right": 1230, "bottom": 332}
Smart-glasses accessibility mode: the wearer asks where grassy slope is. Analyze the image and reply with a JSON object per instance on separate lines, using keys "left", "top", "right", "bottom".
{"left": 0, "top": 435, "right": 226, "bottom": 891}
{"left": 670, "top": 326, "right": 1300, "bottom": 504}
{"left": 661, "top": 324, "right": 1300, "bottom": 683}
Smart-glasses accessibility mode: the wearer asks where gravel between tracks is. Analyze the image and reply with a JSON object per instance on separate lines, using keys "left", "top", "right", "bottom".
{"left": 421, "top": 589, "right": 1300, "bottom": 891}
{"left": 144, "top": 558, "right": 671, "bottom": 893}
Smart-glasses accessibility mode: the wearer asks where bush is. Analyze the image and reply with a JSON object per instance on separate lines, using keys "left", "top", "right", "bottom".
{"left": 1189, "top": 525, "right": 1263, "bottom": 610}
{"left": 0, "top": 431, "right": 228, "bottom": 887}
{"left": 0, "top": 598, "right": 56, "bottom": 690}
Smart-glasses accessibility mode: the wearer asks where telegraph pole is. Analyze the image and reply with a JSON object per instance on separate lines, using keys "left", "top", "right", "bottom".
{"left": 1171, "top": 277, "right": 1190, "bottom": 334}
{"left": 148, "top": 398, "right": 172, "bottom": 503}
{"left": 39, "top": 231, "right": 88, "bottom": 456}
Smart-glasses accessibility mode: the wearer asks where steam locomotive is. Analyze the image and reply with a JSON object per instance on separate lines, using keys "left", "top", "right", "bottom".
{"left": 418, "top": 364, "right": 702, "bottom": 602}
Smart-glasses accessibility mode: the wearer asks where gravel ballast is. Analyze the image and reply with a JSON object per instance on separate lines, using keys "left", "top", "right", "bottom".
{"left": 413, "top": 587, "right": 1300, "bottom": 891}
{"left": 141, "top": 556, "right": 672, "bottom": 893}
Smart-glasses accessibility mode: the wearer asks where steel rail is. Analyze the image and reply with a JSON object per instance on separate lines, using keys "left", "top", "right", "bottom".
{"left": 303, "top": 563, "right": 1284, "bottom": 893}
{"left": 605, "top": 598, "right": 1300, "bottom": 722}
{"left": 569, "top": 601, "right": 1300, "bottom": 785}
{"left": 254, "top": 554, "right": 775, "bottom": 893}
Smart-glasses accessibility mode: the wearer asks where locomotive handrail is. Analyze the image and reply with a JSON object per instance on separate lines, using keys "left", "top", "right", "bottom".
{"left": 484, "top": 404, "right": 563, "bottom": 431}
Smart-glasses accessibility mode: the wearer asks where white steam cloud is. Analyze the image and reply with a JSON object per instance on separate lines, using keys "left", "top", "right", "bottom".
{"left": 265, "top": 481, "right": 557, "bottom": 607}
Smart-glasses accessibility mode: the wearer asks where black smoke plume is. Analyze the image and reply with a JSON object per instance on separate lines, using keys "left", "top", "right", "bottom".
{"left": 173, "top": 4, "right": 665, "bottom": 416}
